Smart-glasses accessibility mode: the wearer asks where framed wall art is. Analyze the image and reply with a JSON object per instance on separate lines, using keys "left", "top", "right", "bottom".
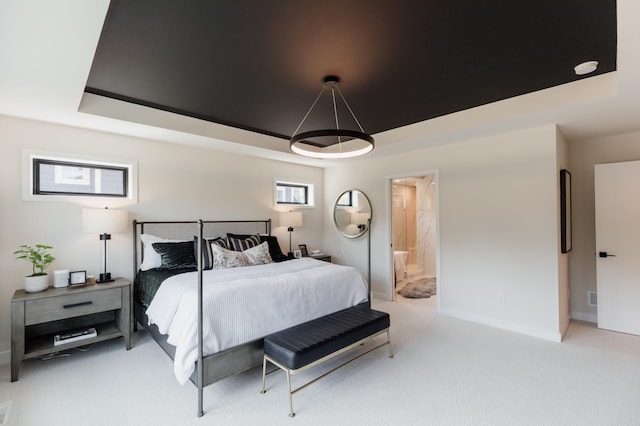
{"left": 560, "top": 169, "right": 572, "bottom": 253}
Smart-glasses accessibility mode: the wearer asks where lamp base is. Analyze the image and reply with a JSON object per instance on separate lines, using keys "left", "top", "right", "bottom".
{"left": 97, "top": 272, "right": 113, "bottom": 284}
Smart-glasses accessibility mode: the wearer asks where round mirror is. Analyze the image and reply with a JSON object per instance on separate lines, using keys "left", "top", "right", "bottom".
{"left": 333, "top": 189, "right": 372, "bottom": 238}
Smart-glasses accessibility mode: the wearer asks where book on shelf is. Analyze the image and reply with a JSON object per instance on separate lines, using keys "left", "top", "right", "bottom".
{"left": 53, "top": 327, "right": 97, "bottom": 346}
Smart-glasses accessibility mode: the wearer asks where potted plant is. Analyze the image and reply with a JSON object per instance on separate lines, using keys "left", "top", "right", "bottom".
{"left": 14, "top": 244, "right": 56, "bottom": 292}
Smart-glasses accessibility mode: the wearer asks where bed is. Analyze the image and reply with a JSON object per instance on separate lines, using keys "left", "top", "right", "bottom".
{"left": 132, "top": 219, "right": 370, "bottom": 416}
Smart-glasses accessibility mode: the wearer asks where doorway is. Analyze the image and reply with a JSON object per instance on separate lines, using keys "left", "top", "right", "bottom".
{"left": 389, "top": 173, "right": 438, "bottom": 304}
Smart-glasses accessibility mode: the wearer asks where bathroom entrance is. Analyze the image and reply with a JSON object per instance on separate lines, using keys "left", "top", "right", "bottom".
{"left": 390, "top": 174, "right": 438, "bottom": 303}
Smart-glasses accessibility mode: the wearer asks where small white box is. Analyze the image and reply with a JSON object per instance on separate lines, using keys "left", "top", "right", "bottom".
{"left": 53, "top": 269, "right": 69, "bottom": 288}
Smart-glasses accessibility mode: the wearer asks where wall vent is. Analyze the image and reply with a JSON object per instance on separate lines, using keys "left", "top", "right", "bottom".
{"left": 588, "top": 291, "right": 597, "bottom": 306}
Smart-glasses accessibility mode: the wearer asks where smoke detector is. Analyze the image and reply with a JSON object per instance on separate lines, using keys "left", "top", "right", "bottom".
{"left": 574, "top": 61, "right": 599, "bottom": 75}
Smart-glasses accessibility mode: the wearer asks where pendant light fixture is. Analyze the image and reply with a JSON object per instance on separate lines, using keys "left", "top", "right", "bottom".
{"left": 290, "top": 76, "right": 374, "bottom": 159}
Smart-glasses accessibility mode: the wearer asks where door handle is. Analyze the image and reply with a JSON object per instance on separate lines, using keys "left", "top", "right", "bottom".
{"left": 598, "top": 251, "right": 616, "bottom": 258}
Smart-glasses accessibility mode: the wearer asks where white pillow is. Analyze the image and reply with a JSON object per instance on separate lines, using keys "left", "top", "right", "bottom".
{"left": 243, "top": 242, "right": 272, "bottom": 265}
{"left": 139, "top": 234, "right": 186, "bottom": 271}
{"left": 210, "top": 243, "right": 249, "bottom": 269}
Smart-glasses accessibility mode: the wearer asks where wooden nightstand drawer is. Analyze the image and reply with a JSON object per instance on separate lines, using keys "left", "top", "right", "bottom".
{"left": 25, "top": 287, "right": 122, "bottom": 325}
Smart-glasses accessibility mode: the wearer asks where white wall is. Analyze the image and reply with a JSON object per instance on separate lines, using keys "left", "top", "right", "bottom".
{"left": 0, "top": 115, "right": 324, "bottom": 355}
{"left": 556, "top": 128, "right": 571, "bottom": 336}
{"left": 0, "top": 115, "right": 584, "bottom": 355}
{"left": 568, "top": 130, "right": 640, "bottom": 323}
{"left": 324, "top": 125, "right": 564, "bottom": 341}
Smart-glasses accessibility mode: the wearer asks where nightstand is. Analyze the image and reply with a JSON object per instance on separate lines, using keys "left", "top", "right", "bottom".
{"left": 309, "top": 254, "right": 331, "bottom": 262}
{"left": 11, "top": 278, "right": 131, "bottom": 382}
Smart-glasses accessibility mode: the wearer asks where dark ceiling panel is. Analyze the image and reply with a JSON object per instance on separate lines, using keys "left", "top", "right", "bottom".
{"left": 85, "top": 0, "right": 617, "bottom": 140}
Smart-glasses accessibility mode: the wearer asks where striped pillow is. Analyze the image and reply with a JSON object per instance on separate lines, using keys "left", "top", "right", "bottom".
{"left": 211, "top": 237, "right": 229, "bottom": 250}
{"left": 227, "top": 234, "right": 260, "bottom": 252}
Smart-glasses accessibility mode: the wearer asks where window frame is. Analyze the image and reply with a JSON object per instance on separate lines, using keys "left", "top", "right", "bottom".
{"left": 23, "top": 150, "right": 138, "bottom": 203}
{"left": 33, "top": 158, "right": 129, "bottom": 197}
{"left": 275, "top": 180, "right": 315, "bottom": 207}
{"left": 336, "top": 190, "right": 353, "bottom": 206}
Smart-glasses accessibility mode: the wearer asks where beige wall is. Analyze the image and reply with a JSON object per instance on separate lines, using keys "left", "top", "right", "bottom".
{"left": 568, "top": 130, "right": 640, "bottom": 323}
{"left": 556, "top": 128, "right": 570, "bottom": 336}
{"left": 0, "top": 116, "right": 324, "bottom": 355}
{"left": 324, "top": 125, "right": 565, "bottom": 341}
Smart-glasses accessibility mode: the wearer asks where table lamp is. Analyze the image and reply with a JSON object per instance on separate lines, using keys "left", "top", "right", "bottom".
{"left": 279, "top": 211, "right": 302, "bottom": 257}
{"left": 82, "top": 207, "right": 127, "bottom": 283}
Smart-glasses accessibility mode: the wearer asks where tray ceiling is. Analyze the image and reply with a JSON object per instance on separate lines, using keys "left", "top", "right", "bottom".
{"left": 86, "top": 1, "right": 617, "bottom": 142}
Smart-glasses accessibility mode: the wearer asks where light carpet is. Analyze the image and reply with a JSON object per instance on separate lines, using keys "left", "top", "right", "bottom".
{"left": 1, "top": 300, "right": 639, "bottom": 425}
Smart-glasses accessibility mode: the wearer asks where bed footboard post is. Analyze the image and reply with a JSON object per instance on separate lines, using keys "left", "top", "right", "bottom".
{"left": 132, "top": 220, "right": 138, "bottom": 331}
{"left": 367, "top": 217, "right": 372, "bottom": 308}
{"left": 197, "top": 219, "right": 205, "bottom": 417}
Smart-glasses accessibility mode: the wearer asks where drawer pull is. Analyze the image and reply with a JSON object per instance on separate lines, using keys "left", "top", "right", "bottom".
{"left": 63, "top": 301, "right": 93, "bottom": 309}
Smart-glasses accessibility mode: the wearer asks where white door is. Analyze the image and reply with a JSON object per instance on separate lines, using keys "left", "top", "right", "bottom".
{"left": 595, "top": 160, "right": 640, "bottom": 335}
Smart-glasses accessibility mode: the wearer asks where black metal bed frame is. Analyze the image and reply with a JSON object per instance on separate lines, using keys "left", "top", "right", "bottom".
{"left": 132, "top": 219, "right": 271, "bottom": 417}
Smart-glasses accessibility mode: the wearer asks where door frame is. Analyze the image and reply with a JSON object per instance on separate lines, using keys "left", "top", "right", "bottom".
{"left": 386, "top": 169, "right": 440, "bottom": 307}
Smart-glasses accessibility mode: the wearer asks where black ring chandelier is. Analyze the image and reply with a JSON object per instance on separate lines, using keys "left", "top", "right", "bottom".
{"left": 290, "top": 76, "right": 374, "bottom": 159}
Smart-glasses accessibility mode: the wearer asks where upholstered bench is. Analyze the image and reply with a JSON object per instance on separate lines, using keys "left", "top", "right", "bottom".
{"left": 260, "top": 304, "right": 393, "bottom": 417}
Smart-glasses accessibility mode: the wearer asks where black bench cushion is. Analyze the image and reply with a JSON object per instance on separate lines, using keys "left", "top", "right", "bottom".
{"left": 264, "top": 304, "right": 390, "bottom": 370}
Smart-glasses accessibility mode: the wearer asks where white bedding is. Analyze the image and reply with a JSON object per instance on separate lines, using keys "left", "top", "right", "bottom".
{"left": 145, "top": 257, "right": 368, "bottom": 384}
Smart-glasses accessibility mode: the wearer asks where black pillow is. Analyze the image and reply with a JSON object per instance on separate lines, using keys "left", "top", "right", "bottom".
{"left": 152, "top": 241, "right": 197, "bottom": 270}
{"left": 260, "top": 236, "right": 287, "bottom": 261}
{"left": 226, "top": 233, "right": 286, "bottom": 261}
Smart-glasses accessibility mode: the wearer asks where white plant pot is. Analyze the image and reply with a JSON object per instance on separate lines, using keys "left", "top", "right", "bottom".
{"left": 25, "top": 274, "right": 49, "bottom": 293}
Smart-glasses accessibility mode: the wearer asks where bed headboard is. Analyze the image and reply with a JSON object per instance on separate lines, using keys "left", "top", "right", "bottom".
{"left": 132, "top": 219, "right": 272, "bottom": 275}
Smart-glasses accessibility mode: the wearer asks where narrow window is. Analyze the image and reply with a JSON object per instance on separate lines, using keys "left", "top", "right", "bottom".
{"left": 33, "top": 158, "right": 128, "bottom": 197}
{"left": 23, "top": 151, "right": 137, "bottom": 202}
{"left": 276, "top": 181, "right": 314, "bottom": 206}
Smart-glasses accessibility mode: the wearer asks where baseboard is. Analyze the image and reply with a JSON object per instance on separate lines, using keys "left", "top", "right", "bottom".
{"left": 371, "top": 290, "right": 391, "bottom": 301}
{"left": 571, "top": 311, "right": 597, "bottom": 323}
{"left": 439, "top": 307, "right": 563, "bottom": 342}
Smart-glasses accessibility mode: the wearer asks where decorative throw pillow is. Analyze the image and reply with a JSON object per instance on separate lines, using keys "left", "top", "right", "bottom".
{"left": 243, "top": 242, "right": 273, "bottom": 265}
{"left": 227, "top": 234, "right": 261, "bottom": 251}
{"left": 140, "top": 234, "right": 186, "bottom": 270}
{"left": 209, "top": 243, "right": 249, "bottom": 269}
{"left": 151, "top": 241, "right": 198, "bottom": 269}
{"left": 194, "top": 237, "right": 230, "bottom": 270}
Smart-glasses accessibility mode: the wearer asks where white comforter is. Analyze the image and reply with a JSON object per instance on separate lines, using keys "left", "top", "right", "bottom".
{"left": 145, "top": 258, "right": 368, "bottom": 384}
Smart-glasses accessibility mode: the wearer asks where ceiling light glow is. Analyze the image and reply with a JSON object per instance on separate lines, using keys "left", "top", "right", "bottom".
{"left": 290, "top": 76, "right": 374, "bottom": 159}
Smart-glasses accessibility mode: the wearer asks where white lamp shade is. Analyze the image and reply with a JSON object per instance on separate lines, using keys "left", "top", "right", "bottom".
{"left": 82, "top": 208, "right": 128, "bottom": 234}
{"left": 351, "top": 212, "right": 370, "bottom": 225}
{"left": 279, "top": 211, "right": 302, "bottom": 228}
